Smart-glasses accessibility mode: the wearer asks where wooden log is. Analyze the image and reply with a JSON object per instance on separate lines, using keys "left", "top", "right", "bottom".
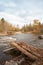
{"left": 17, "top": 41, "right": 38, "bottom": 52}
{"left": 17, "top": 41, "right": 41, "bottom": 55}
{"left": 17, "top": 42, "right": 41, "bottom": 58}
{"left": 3, "top": 48, "right": 14, "bottom": 52}
{"left": 19, "top": 42, "right": 43, "bottom": 57}
{"left": 21, "top": 45, "right": 41, "bottom": 58}
{"left": 10, "top": 42, "right": 39, "bottom": 60}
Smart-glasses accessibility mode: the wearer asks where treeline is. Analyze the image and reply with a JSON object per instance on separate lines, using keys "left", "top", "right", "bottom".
{"left": 0, "top": 18, "right": 19, "bottom": 35}
{"left": 21, "top": 19, "right": 43, "bottom": 34}
{"left": 0, "top": 18, "right": 43, "bottom": 34}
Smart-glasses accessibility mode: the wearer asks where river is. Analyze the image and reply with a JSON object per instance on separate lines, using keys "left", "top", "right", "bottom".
{"left": 0, "top": 33, "right": 43, "bottom": 65}
{"left": 11, "top": 33, "right": 43, "bottom": 48}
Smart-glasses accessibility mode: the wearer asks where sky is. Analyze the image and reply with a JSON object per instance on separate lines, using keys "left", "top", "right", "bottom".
{"left": 0, "top": 0, "right": 43, "bottom": 27}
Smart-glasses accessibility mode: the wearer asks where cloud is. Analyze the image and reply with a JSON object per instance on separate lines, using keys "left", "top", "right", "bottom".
{"left": 4, "top": 2, "right": 16, "bottom": 8}
{"left": 0, "top": 0, "right": 43, "bottom": 27}
{"left": 0, "top": 12, "right": 27, "bottom": 27}
{"left": 0, "top": 1, "right": 16, "bottom": 8}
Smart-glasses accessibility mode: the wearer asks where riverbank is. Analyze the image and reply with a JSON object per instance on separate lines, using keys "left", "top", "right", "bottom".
{"left": 0, "top": 31, "right": 42, "bottom": 36}
{"left": 0, "top": 32, "right": 22, "bottom": 36}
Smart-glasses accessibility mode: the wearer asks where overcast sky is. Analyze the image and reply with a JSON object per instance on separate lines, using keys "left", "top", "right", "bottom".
{"left": 0, "top": 0, "right": 43, "bottom": 27}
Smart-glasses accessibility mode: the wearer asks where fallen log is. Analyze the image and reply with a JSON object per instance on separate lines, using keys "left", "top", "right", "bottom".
{"left": 3, "top": 48, "right": 14, "bottom": 52}
{"left": 17, "top": 42, "right": 41, "bottom": 58}
{"left": 19, "top": 42, "right": 43, "bottom": 57}
{"left": 17, "top": 41, "right": 38, "bottom": 52}
{"left": 17, "top": 41, "right": 43, "bottom": 56}
{"left": 10, "top": 42, "right": 40, "bottom": 61}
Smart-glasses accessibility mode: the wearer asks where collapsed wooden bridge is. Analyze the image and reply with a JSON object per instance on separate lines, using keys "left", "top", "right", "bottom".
{"left": 4, "top": 41, "right": 43, "bottom": 65}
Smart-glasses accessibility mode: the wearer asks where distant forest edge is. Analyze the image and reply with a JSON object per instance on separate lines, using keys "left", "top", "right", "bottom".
{"left": 0, "top": 18, "right": 43, "bottom": 35}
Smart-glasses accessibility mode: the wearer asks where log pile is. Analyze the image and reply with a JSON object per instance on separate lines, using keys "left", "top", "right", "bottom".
{"left": 10, "top": 41, "right": 43, "bottom": 65}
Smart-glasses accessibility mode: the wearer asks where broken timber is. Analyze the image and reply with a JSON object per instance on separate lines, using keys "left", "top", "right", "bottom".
{"left": 10, "top": 42, "right": 42, "bottom": 61}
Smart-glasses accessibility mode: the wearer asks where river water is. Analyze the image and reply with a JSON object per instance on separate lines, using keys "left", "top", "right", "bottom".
{"left": 0, "top": 33, "right": 43, "bottom": 65}
{"left": 10, "top": 33, "right": 43, "bottom": 48}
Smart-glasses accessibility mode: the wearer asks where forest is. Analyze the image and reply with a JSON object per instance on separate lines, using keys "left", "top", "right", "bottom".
{"left": 0, "top": 18, "right": 43, "bottom": 35}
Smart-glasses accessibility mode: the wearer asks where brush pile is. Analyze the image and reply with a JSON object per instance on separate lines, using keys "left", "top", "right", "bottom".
{"left": 5, "top": 41, "right": 43, "bottom": 65}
